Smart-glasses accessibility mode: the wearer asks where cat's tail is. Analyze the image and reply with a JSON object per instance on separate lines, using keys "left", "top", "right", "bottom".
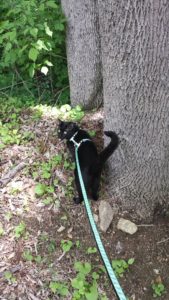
{"left": 99, "top": 131, "right": 119, "bottom": 166}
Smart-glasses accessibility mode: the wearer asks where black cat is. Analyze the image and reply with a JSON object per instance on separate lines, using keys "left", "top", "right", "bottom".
{"left": 58, "top": 120, "right": 119, "bottom": 204}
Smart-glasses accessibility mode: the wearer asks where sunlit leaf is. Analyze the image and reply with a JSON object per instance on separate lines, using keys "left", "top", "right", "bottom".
{"left": 28, "top": 47, "right": 39, "bottom": 62}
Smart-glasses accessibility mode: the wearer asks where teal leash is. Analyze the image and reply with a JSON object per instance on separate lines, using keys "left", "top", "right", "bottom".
{"left": 75, "top": 145, "right": 127, "bottom": 300}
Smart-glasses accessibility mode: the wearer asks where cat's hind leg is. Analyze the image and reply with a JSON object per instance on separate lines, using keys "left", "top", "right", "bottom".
{"left": 73, "top": 168, "right": 90, "bottom": 204}
{"left": 91, "top": 176, "right": 100, "bottom": 201}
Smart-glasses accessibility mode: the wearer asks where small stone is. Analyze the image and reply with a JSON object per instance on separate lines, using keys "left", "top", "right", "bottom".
{"left": 153, "top": 269, "right": 160, "bottom": 275}
{"left": 57, "top": 226, "right": 65, "bottom": 233}
{"left": 115, "top": 241, "right": 123, "bottom": 254}
{"left": 117, "top": 218, "right": 138, "bottom": 235}
{"left": 99, "top": 201, "right": 114, "bottom": 232}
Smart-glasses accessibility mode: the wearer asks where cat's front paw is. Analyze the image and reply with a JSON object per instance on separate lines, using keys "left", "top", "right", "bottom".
{"left": 73, "top": 197, "right": 83, "bottom": 204}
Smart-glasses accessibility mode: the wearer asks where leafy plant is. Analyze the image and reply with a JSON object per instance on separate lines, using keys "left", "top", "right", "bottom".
{"left": 34, "top": 255, "right": 42, "bottom": 263}
{"left": 42, "top": 196, "right": 53, "bottom": 205}
{"left": 34, "top": 183, "right": 54, "bottom": 196}
{"left": 71, "top": 261, "right": 103, "bottom": 300}
{"left": 112, "top": 258, "right": 135, "bottom": 278}
{"left": 4, "top": 271, "right": 17, "bottom": 284}
{"left": 59, "top": 104, "right": 85, "bottom": 121}
{"left": 35, "top": 183, "right": 47, "bottom": 196}
{"left": 65, "top": 176, "right": 74, "bottom": 198}
{"left": 76, "top": 240, "right": 81, "bottom": 248}
{"left": 0, "top": 0, "right": 69, "bottom": 104}
{"left": 14, "top": 222, "right": 26, "bottom": 238}
{"left": 49, "top": 281, "right": 69, "bottom": 296}
{"left": 61, "top": 240, "right": 73, "bottom": 253}
{"left": 86, "top": 247, "right": 97, "bottom": 254}
{"left": 48, "top": 240, "right": 56, "bottom": 253}
{"left": 152, "top": 282, "right": 166, "bottom": 298}
{"left": 22, "top": 250, "right": 33, "bottom": 262}
{"left": 22, "top": 250, "right": 42, "bottom": 263}
{"left": 0, "top": 122, "right": 22, "bottom": 147}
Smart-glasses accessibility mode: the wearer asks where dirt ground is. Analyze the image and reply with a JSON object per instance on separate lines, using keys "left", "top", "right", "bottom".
{"left": 0, "top": 106, "right": 169, "bottom": 300}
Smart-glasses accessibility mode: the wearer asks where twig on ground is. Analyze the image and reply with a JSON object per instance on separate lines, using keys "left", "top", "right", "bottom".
{"left": 0, "top": 161, "right": 27, "bottom": 187}
{"left": 57, "top": 252, "right": 66, "bottom": 261}
{"left": 157, "top": 237, "right": 169, "bottom": 244}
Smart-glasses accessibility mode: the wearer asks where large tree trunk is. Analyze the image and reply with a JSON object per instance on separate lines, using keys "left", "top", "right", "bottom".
{"left": 61, "top": 0, "right": 103, "bottom": 109}
{"left": 99, "top": 0, "right": 169, "bottom": 219}
{"left": 62, "top": 0, "right": 169, "bottom": 220}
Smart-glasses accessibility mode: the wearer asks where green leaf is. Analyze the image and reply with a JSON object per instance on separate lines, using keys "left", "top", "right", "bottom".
{"left": 43, "top": 197, "right": 53, "bottom": 205}
{"left": 46, "top": 185, "right": 54, "bottom": 193}
{"left": 34, "top": 255, "right": 42, "bottom": 263}
{"left": 30, "top": 28, "right": 38, "bottom": 38}
{"left": 34, "top": 183, "right": 46, "bottom": 196}
{"left": 101, "top": 295, "right": 108, "bottom": 300}
{"left": 75, "top": 105, "right": 82, "bottom": 111}
{"left": 14, "top": 222, "right": 26, "bottom": 238}
{"left": 48, "top": 240, "right": 56, "bottom": 253}
{"left": 55, "top": 23, "right": 65, "bottom": 31}
{"left": 36, "top": 39, "right": 48, "bottom": 51}
{"left": 5, "top": 42, "right": 12, "bottom": 51}
{"left": 28, "top": 47, "right": 39, "bottom": 62}
{"left": 71, "top": 277, "right": 84, "bottom": 289}
{"left": 9, "top": 31, "right": 16, "bottom": 41}
{"left": 39, "top": 3, "right": 45, "bottom": 11}
{"left": 74, "top": 262, "right": 91, "bottom": 275}
{"left": 44, "top": 60, "right": 53, "bottom": 67}
{"left": 76, "top": 240, "right": 81, "bottom": 248}
{"left": 50, "top": 281, "right": 57, "bottom": 293}
{"left": 42, "top": 171, "right": 51, "bottom": 179}
{"left": 92, "top": 272, "right": 99, "bottom": 280}
{"left": 44, "top": 22, "right": 53, "bottom": 37}
{"left": 4, "top": 271, "right": 12, "bottom": 280}
{"left": 87, "top": 247, "right": 97, "bottom": 254}
{"left": 23, "top": 250, "right": 33, "bottom": 261}
{"left": 49, "top": 281, "right": 69, "bottom": 296}
{"left": 128, "top": 258, "right": 135, "bottom": 265}
{"left": 61, "top": 240, "right": 73, "bottom": 253}
{"left": 28, "top": 64, "right": 35, "bottom": 78}
{"left": 41, "top": 66, "right": 48, "bottom": 75}
{"left": 46, "top": 1, "right": 58, "bottom": 8}
{"left": 85, "top": 283, "right": 98, "bottom": 300}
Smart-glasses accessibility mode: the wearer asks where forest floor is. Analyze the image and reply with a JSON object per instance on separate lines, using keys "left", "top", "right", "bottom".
{"left": 0, "top": 101, "right": 169, "bottom": 300}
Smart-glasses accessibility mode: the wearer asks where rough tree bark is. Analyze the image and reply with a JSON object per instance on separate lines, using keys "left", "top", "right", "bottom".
{"left": 61, "top": 0, "right": 103, "bottom": 109}
{"left": 99, "top": 0, "right": 169, "bottom": 219}
{"left": 62, "top": 0, "right": 169, "bottom": 220}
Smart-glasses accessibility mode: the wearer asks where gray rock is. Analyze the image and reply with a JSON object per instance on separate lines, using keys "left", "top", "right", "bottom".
{"left": 117, "top": 218, "right": 138, "bottom": 235}
{"left": 99, "top": 201, "right": 114, "bottom": 232}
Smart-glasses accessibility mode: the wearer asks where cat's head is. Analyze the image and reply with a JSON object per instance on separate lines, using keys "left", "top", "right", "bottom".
{"left": 58, "top": 120, "right": 79, "bottom": 140}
